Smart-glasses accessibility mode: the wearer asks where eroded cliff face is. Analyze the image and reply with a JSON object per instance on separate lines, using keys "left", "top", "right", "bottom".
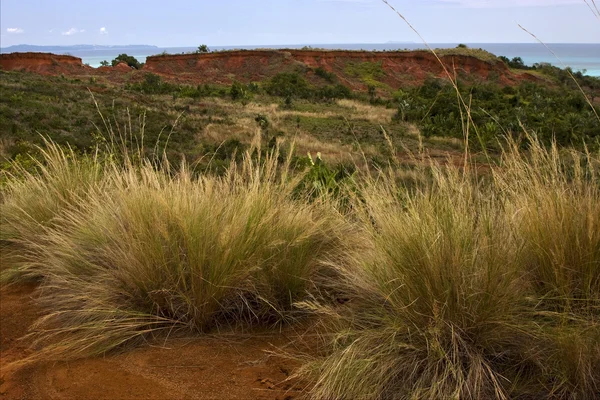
{"left": 0, "top": 50, "right": 536, "bottom": 90}
{"left": 143, "top": 49, "right": 531, "bottom": 88}
{"left": 0, "top": 52, "right": 87, "bottom": 74}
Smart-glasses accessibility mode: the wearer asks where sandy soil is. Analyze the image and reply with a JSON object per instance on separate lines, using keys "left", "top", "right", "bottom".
{"left": 0, "top": 284, "right": 303, "bottom": 400}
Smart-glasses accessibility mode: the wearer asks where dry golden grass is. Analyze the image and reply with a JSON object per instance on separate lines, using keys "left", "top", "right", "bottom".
{"left": 295, "top": 136, "right": 600, "bottom": 399}
{"left": 1, "top": 132, "right": 598, "bottom": 397}
{"left": 0, "top": 142, "right": 356, "bottom": 365}
{"left": 287, "top": 133, "right": 356, "bottom": 165}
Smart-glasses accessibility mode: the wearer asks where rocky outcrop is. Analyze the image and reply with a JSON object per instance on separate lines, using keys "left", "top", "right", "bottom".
{"left": 0, "top": 52, "right": 86, "bottom": 74}
{"left": 0, "top": 49, "right": 537, "bottom": 90}
{"left": 143, "top": 49, "right": 530, "bottom": 88}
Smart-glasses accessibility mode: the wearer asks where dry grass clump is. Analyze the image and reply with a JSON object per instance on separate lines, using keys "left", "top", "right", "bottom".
{"left": 1, "top": 132, "right": 598, "bottom": 397}
{"left": 1, "top": 143, "right": 355, "bottom": 362}
{"left": 298, "top": 166, "right": 531, "bottom": 399}
{"left": 498, "top": 140, "right": 600, "bottom": 314}
{"left": 336, "top": 99, "right": 396, "bottom": 123}
{"left": 0, "top": 140, "right": 105, "bottom": 282}
{"left": 296, "top": 136, "right": 600, "bottom": 399}
{"left": 496, "top": 139, "right": 600, "bottom": 397}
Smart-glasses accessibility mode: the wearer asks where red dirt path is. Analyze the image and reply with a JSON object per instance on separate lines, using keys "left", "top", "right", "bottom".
{"left": 0, "top": 284, "right": 303, "bottom": 400}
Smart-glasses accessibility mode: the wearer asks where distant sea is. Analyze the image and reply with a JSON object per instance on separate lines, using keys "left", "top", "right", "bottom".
{"left": 23, "top": 43, "right": 600, "bottom": 77}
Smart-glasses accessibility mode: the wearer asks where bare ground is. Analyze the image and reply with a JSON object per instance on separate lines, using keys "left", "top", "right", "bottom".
{"left": 0, "top": 284, "right": 304, "bottom": 400}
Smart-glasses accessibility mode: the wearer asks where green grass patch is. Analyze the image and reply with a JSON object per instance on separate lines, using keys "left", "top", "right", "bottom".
{"left": 344, "top": 61, "right": 386, "bottom": 87}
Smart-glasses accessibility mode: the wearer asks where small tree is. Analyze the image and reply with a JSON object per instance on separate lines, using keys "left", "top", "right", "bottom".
{"left": 368, "top": 85, "right": 377, "bottom": 102}
{"left": 196, "top": 44, "right": 210, "bottom": 54}
{"left": 457, "top": 43, "right": 468, "bottom": 49}
{"left": 111, "top": 54, "right": 142, "bottom": 69}
{"left": 99, "top": 60, "right": 109, "bottom": 67}
{"left": 509, "top": 57, "right": 525, "bottom": 69}
{"left": 230, "top": 81, "right": 247, "bottom": 100}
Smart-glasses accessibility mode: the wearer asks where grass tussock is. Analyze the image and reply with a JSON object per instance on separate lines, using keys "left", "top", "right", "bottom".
{"left": 295, "top": 136, "right": 600, "bottom": 399}
{"left": 0, "top": 143, "right": 355, "bottom": 362}
{"left": 0, "top": 133, "right": 598, "bottom": 397}
{"left": 0, "top": 140, "right": 105, "bottom": 282}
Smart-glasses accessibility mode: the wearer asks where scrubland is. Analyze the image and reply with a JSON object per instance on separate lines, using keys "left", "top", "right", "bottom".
{"left": 1, "top": 126, "right": 598, "bottom": 398}
{"left": 1, "top": 42, "right": 600, "bottom": 398}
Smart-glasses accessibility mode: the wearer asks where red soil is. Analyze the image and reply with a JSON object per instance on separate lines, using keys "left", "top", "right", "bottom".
{"left": 0, "top": 50, "right": 538, "bottom": 91}
{"left": 0, "top": 284, "right": 303, "bottom": 400}
{"left": 0, "top": 53, "right": 88, "bottom": 75}
{"left": 142, "top": 49, "right": 536, "bottom": 88}
{"left": 96, "top": 62, "right": 132, "bottom": 73}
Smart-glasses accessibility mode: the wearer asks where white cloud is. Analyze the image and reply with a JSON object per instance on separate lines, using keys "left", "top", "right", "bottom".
{"left": 62, "top": 27, "right": 83, "bottom": 36}
{"left": 436, "top": 0, "right": 581, "bottom": 8}
{"left": 100, "top": 27, "right": 108, "bottom": 35}
{"left": 6, "top": 28, "right": 24, "bottom": 34}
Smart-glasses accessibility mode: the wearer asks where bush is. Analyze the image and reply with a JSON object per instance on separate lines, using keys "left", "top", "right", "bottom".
{"left": 315, "top": 84, "right": 352, "bottom": 100}
{"left": 314, "top": 66, "right": 336, "bottom": 83}
{"left": 265, "top": 72, "right": 311, "bottom": 98}
{"left": 499, "top": 55, "right": 528, "bottom": 69}
{"left": 230, "top": 81, "right": 252, "bottom": 102}
{"left": 111, "top": 53, "right": 143, "bottom": 69}
{"left": 129, "top": 73, "right": 178, "bottom": 94}
{"left": 196, "top": 44, "right": 210, "bottom": 54}
{"left": 265, "top": 72, "right": 352, "bottom": 101}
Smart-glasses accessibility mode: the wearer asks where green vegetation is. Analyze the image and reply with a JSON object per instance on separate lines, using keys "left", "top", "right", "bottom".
{"left": 0, "top": 52, "right": 599, "bottom": 397}
{"left": 0, "top": 70, "right": 407, "bottom": 173}
{"left": 433, "top": 47, "right": 501, "bottom": 63}
{"left": 1, "top": 133, "right": 598, "bottom": 397}
{"left": 499, "top": 55, "right": 527, "bottom": 68}
{"left": 392, "top": 78, "right": 600, "bottom": 148}
{"left": 263, "top": 72, "right": 353, "bottom": 101}
{"left": 344, "top": 61, "right": 386, "bottom": 87}
{"left": 111, "top": 53, "right": 143, "bottom": 69}
{"left": 314, "top": 66, "right": 336, "bottom": 83}
{"left": 196, "top": 44, "right": 210, "bottom": 53}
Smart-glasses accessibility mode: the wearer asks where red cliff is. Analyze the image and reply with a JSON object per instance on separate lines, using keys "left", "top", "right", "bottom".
{"left": 0, "top": 52, "right": 86, "bottom": 74}
{"left": 143, "top": 49, "right": 531, "bottom": 89}
{"left": 0, "top": 49, "right": 537, "bottom": 91}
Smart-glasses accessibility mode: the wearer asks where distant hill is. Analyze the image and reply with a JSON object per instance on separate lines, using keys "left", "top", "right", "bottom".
{"left": 0, "top": 44, "right": 159, "bottom": 53}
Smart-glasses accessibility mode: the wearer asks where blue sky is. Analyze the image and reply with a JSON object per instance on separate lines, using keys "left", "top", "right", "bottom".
{"left": 1, "top": 0, "right": 598, "bottom": 47}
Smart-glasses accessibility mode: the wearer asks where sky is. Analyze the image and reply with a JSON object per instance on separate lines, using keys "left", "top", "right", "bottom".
{"left": 1, "top": 0, "right": 599, "bottom": 48}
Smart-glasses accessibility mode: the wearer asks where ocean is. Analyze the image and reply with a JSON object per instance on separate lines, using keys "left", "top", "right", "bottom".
{"left": 71, "top": 43, "right": 599, "bottom": 77}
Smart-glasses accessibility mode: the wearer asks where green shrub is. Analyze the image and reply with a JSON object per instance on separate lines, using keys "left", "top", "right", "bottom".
{"left": 196, "top": 44, "right": 210, "bottom": 54}
{"left": 265, "top": 72, "right": 311, "bottom": 98}
{"left": 111, "top": 53, "right": 143, "bottom": 69}
{"left": 230, "top": 81, "right": 252, "bottom": 102}
{"left": 314, "top": 66, "right": 336, "bottom": 83}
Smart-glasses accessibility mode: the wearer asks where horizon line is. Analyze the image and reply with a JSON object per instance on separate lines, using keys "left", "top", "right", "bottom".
{"left": 2, "top": 41, "right": 600, "bottom": 50}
